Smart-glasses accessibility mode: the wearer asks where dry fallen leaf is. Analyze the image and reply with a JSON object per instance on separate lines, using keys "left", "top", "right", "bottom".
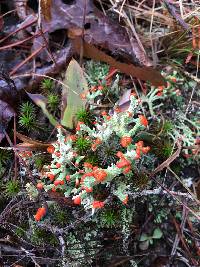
{"left": 41, "top": 0, "right": 52, "bottom": 22}
{"left": 33, "top": 0, "right": 153, "bottom": 67}
{"left": 72, "top": 36, "right": 166, "bottom": 86}
{"left": 16, "top": 132, "right": 51, "bottom": 151}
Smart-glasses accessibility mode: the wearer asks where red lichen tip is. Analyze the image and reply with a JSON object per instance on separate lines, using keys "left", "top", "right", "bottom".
{"left": 120, "top": 136, "right": 132, "bottom": 147}
{"left": 74, "top": 196, "right": 81, "bottom": 205}
{"left": 92, "top": 200, "right": 105, "bottom": 209}
{"left": 139, "top": 115, "right": 148, "bottom": 127}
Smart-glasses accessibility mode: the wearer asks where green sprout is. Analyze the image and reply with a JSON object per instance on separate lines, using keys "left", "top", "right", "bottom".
{"left": 76, "top": 109, "right": 93, "bottom": 126}
{"left": 19, "top": 102, "right": 37, "bottom": 131}
{"left": 0, "top": 149, "right": 11, "bottom": 166}
{"left": 85, "top": 154, "right": 99, "bottom": 166}
{"left": 100, "top": 209, "right": 119, "bottom": 228}
{"left": 20, "top": 101, "right": 36, "bottom": 115}
{"left": 5, "top": 180, "right": 20, "bottom": 197}
{"left": 41, "top": 78, "right": 54, "bottom": 91}
{"left": 139, "top": 228, "right": 163, "bottom": 249}
{"left": 162, "top": 120, "right": 174, "bottom": 134}
{"left": 162, "top": 141, "right": 173, "bottom": 158}
{"left": 47, "top": 93, "right": 59, "bottom": 111}
{"left": 34, "top": 155, "right": 48, "bottom": 170}
{"left": 75, "top": 136, "right": 91, "bottom": 154}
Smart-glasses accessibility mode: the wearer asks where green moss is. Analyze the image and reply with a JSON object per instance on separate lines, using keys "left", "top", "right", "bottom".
{"left": 19, "top": 102, "right": 37, "bottom": 131}
{"left": 162, "top": 120, "right": 174, "bottom": 134}
{"left": 41, "top": 78, "right": 54, "bottom": 91}
{"left": 75, "top": 136, "right": 91, "bottom": 154}
{"left": 30, "top": 226, "right": 58, "bottom": 246}
{"left": 100, "top": 209, "right": 119, "bottom": 228}
{"left": 76, "top": 109, "right": 93, "bottom": 125}
{"left": 152, "top": 139, "right": 173, "bottom": 159}
{"left": 5, "top": 180, "right": 20, "bottom": 197}
{"left": 47, "top": 93, "right": 59, "bottom": 111}
{"left": 20, "top": 101, "right": 36, "bottom": 115}
{"left": 0, "top": 149, "right": 11, "bottom": 166}
{"left": 34, "top": 155, "right": 48, "bottom": 170}
{"left": 15, "top": 225, "right": 27, "bottom": 238}
{"left": 85, "top": 154, "right": 99, "bottom": 166}
{"left": 162, "top": 141, "right": 173, "bottom": 158}
{"left": 53, "top": 206, "right": 68, "bottom": 226}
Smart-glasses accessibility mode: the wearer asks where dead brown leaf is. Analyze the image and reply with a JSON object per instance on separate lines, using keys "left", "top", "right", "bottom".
{"left": 41, "top": 0, "right": 52, "bottom": 22}
{"left": 72, "top": 36, "right": 166, "bottom": 86}
{"left": 16, "top": 132, "right": 51, "bottom": 151}
{"left": 33, "top": 0, "right": 153, "bottom": 67}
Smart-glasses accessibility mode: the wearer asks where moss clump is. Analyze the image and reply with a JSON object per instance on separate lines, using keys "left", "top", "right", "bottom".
{"left": 133, "top": 172, "right": 149, "bottom": 189}
{"left": 41, "top": 78, "right": 54, "bottom": 91}
{"left": 76, "top": 108, "right": 94, "bottom": 126}
{"left": 96, "top": 135, "right": 121, "bottom": 167}
{"left": 47, "top": 93, "right": 59, "bottom": 111}
{"left": 152, "top": 139, "right": 173, "bottom": 159}
{"left": 49, "top": 204, "right": 69, "bottom": 227}
{"left": 34, "top": 155, "right": 48, "bottom": 170}
{"left": 19, "top": 102, "right": 37, "bottom": 131}
{"left": 162, "top": 120, "right": 174, "bottom": 134}
{"left": 5, "top": 180, "right": 20, "bottom": 197}
{"left": 85, "top": 154, "right": 99, "bottom": 166}
{"left": 75, "top": 136, "right": 91, "bottom": 154}
{"left": 0, "top": 149, "right": 11, "bottom": 166}
{"left": 162, "top": 141, "right": 173, "bottom": 158}
{"left": 30, "top": 225, "right": 58, "bottom": 246}
{"left": 100, "top": 209, "right": 119, "bottom": 228}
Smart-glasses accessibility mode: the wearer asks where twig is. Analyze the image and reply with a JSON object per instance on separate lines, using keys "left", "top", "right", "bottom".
{"left": 128, "top": 188, "right": 195, "bottom": 200}
{"left": 79, "top": 0, "right": 87, "bottom": 66}
{"left": 171, "top": 206, "right": 188, "bottom": 256}
{"left": 13, "top": 115, "right": 17, "bottom": 180}
{"left": 163, "top": 0, "right": 190, "bottom": 31}
{"left": 10, "top": 45, "right": 46, "bottom": 76}
{"left": 20, "top": 247, "right": 41, "bottom": 267}
{"left": 0, "top": 16, "right": 37, "bottom": 44}
{"left": 0, "top": 30, "right": 47, "bottom": 51}
{"left": 149, "top": 139, "right": 182, "bottom": 177}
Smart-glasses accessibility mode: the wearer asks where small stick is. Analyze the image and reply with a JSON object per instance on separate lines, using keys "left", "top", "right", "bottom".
{"left": 10, "top": 45, "right": 46, "bottom": 76}
{"left": 0, "top": 30, "right": 47, "bottom": 51}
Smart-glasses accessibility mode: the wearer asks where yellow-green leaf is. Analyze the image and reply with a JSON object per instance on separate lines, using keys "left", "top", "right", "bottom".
{"left": 61, "top": 59, "right": 87, "bottom": 129}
